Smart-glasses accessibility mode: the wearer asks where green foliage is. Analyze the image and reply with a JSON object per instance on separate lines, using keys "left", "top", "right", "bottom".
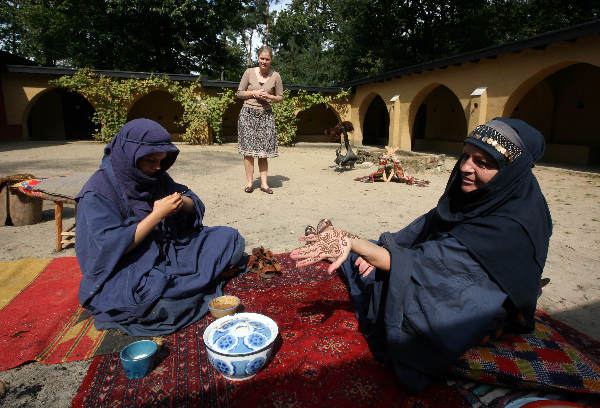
{"left": 50, "top": 69, "right": 349, "bottom": 146}
{"left": 171, "top": 83, "right": 236, "bottom": 144}
{"left": 273, "top": 88, "right": 350, "bottom": 145}
{"left": 51, "top": 68, "right": 144, "bottom": 141}
{"left": 50, "top": 69, "right": 237, "bottom": 144}
{"left": 3, "top": 1, "right": 599, "bottom": 85}
{"left": 269, "top": 0, "right": 600, "bottom": 85}
{"left": 1, "top": 0, "right": 245, "bottom": 75}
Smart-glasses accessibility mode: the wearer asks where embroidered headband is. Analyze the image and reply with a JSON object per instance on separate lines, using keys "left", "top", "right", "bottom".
{"left": 468, "top": 119, "right": 525, "bottom": 162}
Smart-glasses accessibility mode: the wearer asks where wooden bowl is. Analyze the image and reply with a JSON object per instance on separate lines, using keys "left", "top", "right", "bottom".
{"left": 208, "top": 295, "right": 240, "bottom": 318}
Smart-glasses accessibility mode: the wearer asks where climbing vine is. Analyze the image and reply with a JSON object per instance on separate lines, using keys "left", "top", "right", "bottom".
{"left": 273, "top": 88, "right": 350, "bottom": 146}
{"left": 51, "top": 68, "right": 349, "bottom": 145}
{"left": 169, "top": 81, "right": 235, "bottom": 144}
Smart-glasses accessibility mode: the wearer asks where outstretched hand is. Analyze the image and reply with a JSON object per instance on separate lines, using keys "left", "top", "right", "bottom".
{"left": 290, "top": 229, "right": 358, "bottom": 274}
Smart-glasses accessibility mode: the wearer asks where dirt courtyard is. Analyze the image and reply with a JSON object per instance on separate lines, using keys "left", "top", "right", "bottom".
{"left": 0, "top": 141, "right": 599, "bottom": 407}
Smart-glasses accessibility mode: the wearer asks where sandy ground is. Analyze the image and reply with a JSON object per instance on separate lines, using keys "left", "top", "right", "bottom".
{"left": 0, "top": 141, "right": 599, "bottom": 407}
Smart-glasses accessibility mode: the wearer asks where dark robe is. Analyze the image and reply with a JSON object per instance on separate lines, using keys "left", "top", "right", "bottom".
{"left": 340, "top": 118, "right": 552, "bottom": 390}
{"left": 75, "top": 119, "right": 245, "bottom": 336}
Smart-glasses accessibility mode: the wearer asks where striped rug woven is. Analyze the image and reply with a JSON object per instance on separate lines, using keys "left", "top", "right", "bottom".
{"left": 0, "top": 257, "right": 136, "bottom": 370}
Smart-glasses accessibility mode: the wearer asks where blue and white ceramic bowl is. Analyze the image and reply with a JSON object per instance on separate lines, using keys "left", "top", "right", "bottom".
{"left": 203, "top": 312, "right": 278, "bottom": 381}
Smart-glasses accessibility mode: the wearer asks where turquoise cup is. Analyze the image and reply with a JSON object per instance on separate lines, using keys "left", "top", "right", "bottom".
{"left": 119, "top": 340, "right": 158, "bottom": 380}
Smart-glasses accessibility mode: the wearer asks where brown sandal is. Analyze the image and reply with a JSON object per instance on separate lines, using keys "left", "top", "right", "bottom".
{"left": 247, "top": 247, "right": 282, "bottom": 279}
{"left": 316, "top": 219, "right": 333, "bottom": 235}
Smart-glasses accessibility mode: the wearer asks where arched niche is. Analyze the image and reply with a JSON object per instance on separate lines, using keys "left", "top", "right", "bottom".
{"left": 362, "top": 95, "right": 389, "bottom": 146}
{"left": 26, "top": 88, "right": 95, "bottom": 140}
{"left": 507, "top": 63, "right": 600, "bottom": 164}
{"left": 410, "top": 85, "right": 466, "bottom": 155}
{"left": 221, "top": 100, "right": 244, "bottom": 143}
{"left": 296, "top": 103, "right": 339, "bottom": 143}
{"left": 127, "top": 90, "right": 185, "bottom": 140}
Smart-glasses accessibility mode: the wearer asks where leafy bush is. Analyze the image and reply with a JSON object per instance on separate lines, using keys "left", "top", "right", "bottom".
{"left": 51, "top": 69, "right": 349, "bottom": 145}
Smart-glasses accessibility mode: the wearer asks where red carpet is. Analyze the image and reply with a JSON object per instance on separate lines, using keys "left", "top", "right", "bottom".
{"left": 72, "top": 253, "right": 468, "bottom": 408}
{"left": 0, "top": 257, "right": 137, "bottom": 370}
{"left": 0, "top": 257, "right": 88, "bottom": 370}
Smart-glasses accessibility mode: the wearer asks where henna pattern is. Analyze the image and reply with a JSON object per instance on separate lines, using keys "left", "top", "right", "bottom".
{"left": 291, "top": 229, "right": 358, "bottom": 268}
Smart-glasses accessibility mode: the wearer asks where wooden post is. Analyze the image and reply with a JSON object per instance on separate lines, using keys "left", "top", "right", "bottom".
{"left": 55, "top": 201, "right": 63, "bottom": 252}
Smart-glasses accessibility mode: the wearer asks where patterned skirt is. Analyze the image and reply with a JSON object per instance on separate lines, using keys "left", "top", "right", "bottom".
{"left": 237, "top": 106, "right": 279, "bottom": 158}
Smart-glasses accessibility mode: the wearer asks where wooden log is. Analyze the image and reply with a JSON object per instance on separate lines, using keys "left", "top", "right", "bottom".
{"left": 8, "top": 189, "right": 42, "bottom": 226}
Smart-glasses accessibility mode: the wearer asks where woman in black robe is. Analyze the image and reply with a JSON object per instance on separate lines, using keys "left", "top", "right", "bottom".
{"left": 291, "top": 118, "right": 552, "bottom": 390}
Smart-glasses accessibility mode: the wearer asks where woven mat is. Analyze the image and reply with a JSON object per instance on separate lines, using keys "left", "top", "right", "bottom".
{"left": 0, "top": 257, "right": 141, "bottom": 371}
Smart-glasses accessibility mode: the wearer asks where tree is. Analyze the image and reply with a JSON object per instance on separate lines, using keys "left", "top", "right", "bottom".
{"left": 271, "top": 0, "right": 600, "bottom": 85}
{"left": 1, "top": 0, "right": 246, "bottom": 76}
{"left": 269, "top": 0, "right": 341, "bottom": 85}
{"left": 0, "top": 1, "right": 23, "bottom": 55}
{"left": 3, "top": 0, "right": 598, "bottom": 83}
{"left": 227, "top": 0, "right": 279, "bottom": 70}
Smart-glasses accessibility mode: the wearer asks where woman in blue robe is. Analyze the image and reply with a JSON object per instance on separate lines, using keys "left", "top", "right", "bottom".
{"left": 75, "top": 119, "right": 246, "bottom": 336}
{"left": 291, "top": 118, "right": 552, "bottom": 390}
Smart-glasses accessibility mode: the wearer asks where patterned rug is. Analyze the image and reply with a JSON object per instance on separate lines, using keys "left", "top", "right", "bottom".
{"left": 72, "top": 253, "right": 469, "bottom": 408}
{"left": 0, "top": 257, "right": 141, "bottom": 370}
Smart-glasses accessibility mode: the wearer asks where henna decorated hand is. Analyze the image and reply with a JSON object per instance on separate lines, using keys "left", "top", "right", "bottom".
{"left": 290, "top": 229, "right": 358, "bottom": 274}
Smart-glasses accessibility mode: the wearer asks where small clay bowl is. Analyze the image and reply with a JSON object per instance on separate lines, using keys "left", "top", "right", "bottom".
{"left": 209, "top": 295, "right": 241, "bottom": 318}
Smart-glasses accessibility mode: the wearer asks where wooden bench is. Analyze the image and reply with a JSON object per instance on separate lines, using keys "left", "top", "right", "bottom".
{"left": 8, "top": 174, "right": 91, "bottom": 252}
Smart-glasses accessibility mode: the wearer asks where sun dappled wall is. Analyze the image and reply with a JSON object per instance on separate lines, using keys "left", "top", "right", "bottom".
{"left": 127, "top": 90, "right": 185, "bottom": 140}
{"left": 296, "top": 103, "right": 339, "bottom": 143}
{"left": 509, "top": 63, "right": 600, "bottom": 163}
{"left": 2, "top": 29, "right": 599, "bottom": 165}
{"left": 349, "top": 33, "right": 600, "bottom": 165}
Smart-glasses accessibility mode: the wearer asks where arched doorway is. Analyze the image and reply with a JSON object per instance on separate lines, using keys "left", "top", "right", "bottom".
{"left": 509, "top": 63, "right": 600, "bottom": 164}
{"left": 411, "top": 85, "right": 467, "bottom": 155}
{"left": 221, "top": 100, "right": 243, "bottom": 143}
{"left": 296, "top": 103, "right": 339, "bottom": 143}
{"left": 27, "top": 88, "right": 95, "bottom": 140}
{"left": 362, "top": 95, "right": 389, "bottom": 146}
{"left": 127, "top": 90, "right": 185, "bottom": 140}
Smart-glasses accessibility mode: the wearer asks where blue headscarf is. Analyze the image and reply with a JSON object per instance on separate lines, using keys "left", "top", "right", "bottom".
{"left": 76, "top": 119, "right": 181, "bottom": 219}
{"left": 419, "top": 118, "right": 552, "bottom": 331}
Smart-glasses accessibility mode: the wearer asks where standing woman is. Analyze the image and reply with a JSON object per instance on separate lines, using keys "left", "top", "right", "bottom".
{"left": 237, "top": 45, "right": 284, "bottom": 194}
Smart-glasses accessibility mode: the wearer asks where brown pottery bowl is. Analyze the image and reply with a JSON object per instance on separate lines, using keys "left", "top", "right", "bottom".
{"left": 208, "top": 295, "right": 241, "bottom": 318}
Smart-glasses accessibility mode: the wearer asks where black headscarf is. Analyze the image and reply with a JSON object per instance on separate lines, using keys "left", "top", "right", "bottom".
{"left": 418, "top": 118, "right": 552, "bottom": 331}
